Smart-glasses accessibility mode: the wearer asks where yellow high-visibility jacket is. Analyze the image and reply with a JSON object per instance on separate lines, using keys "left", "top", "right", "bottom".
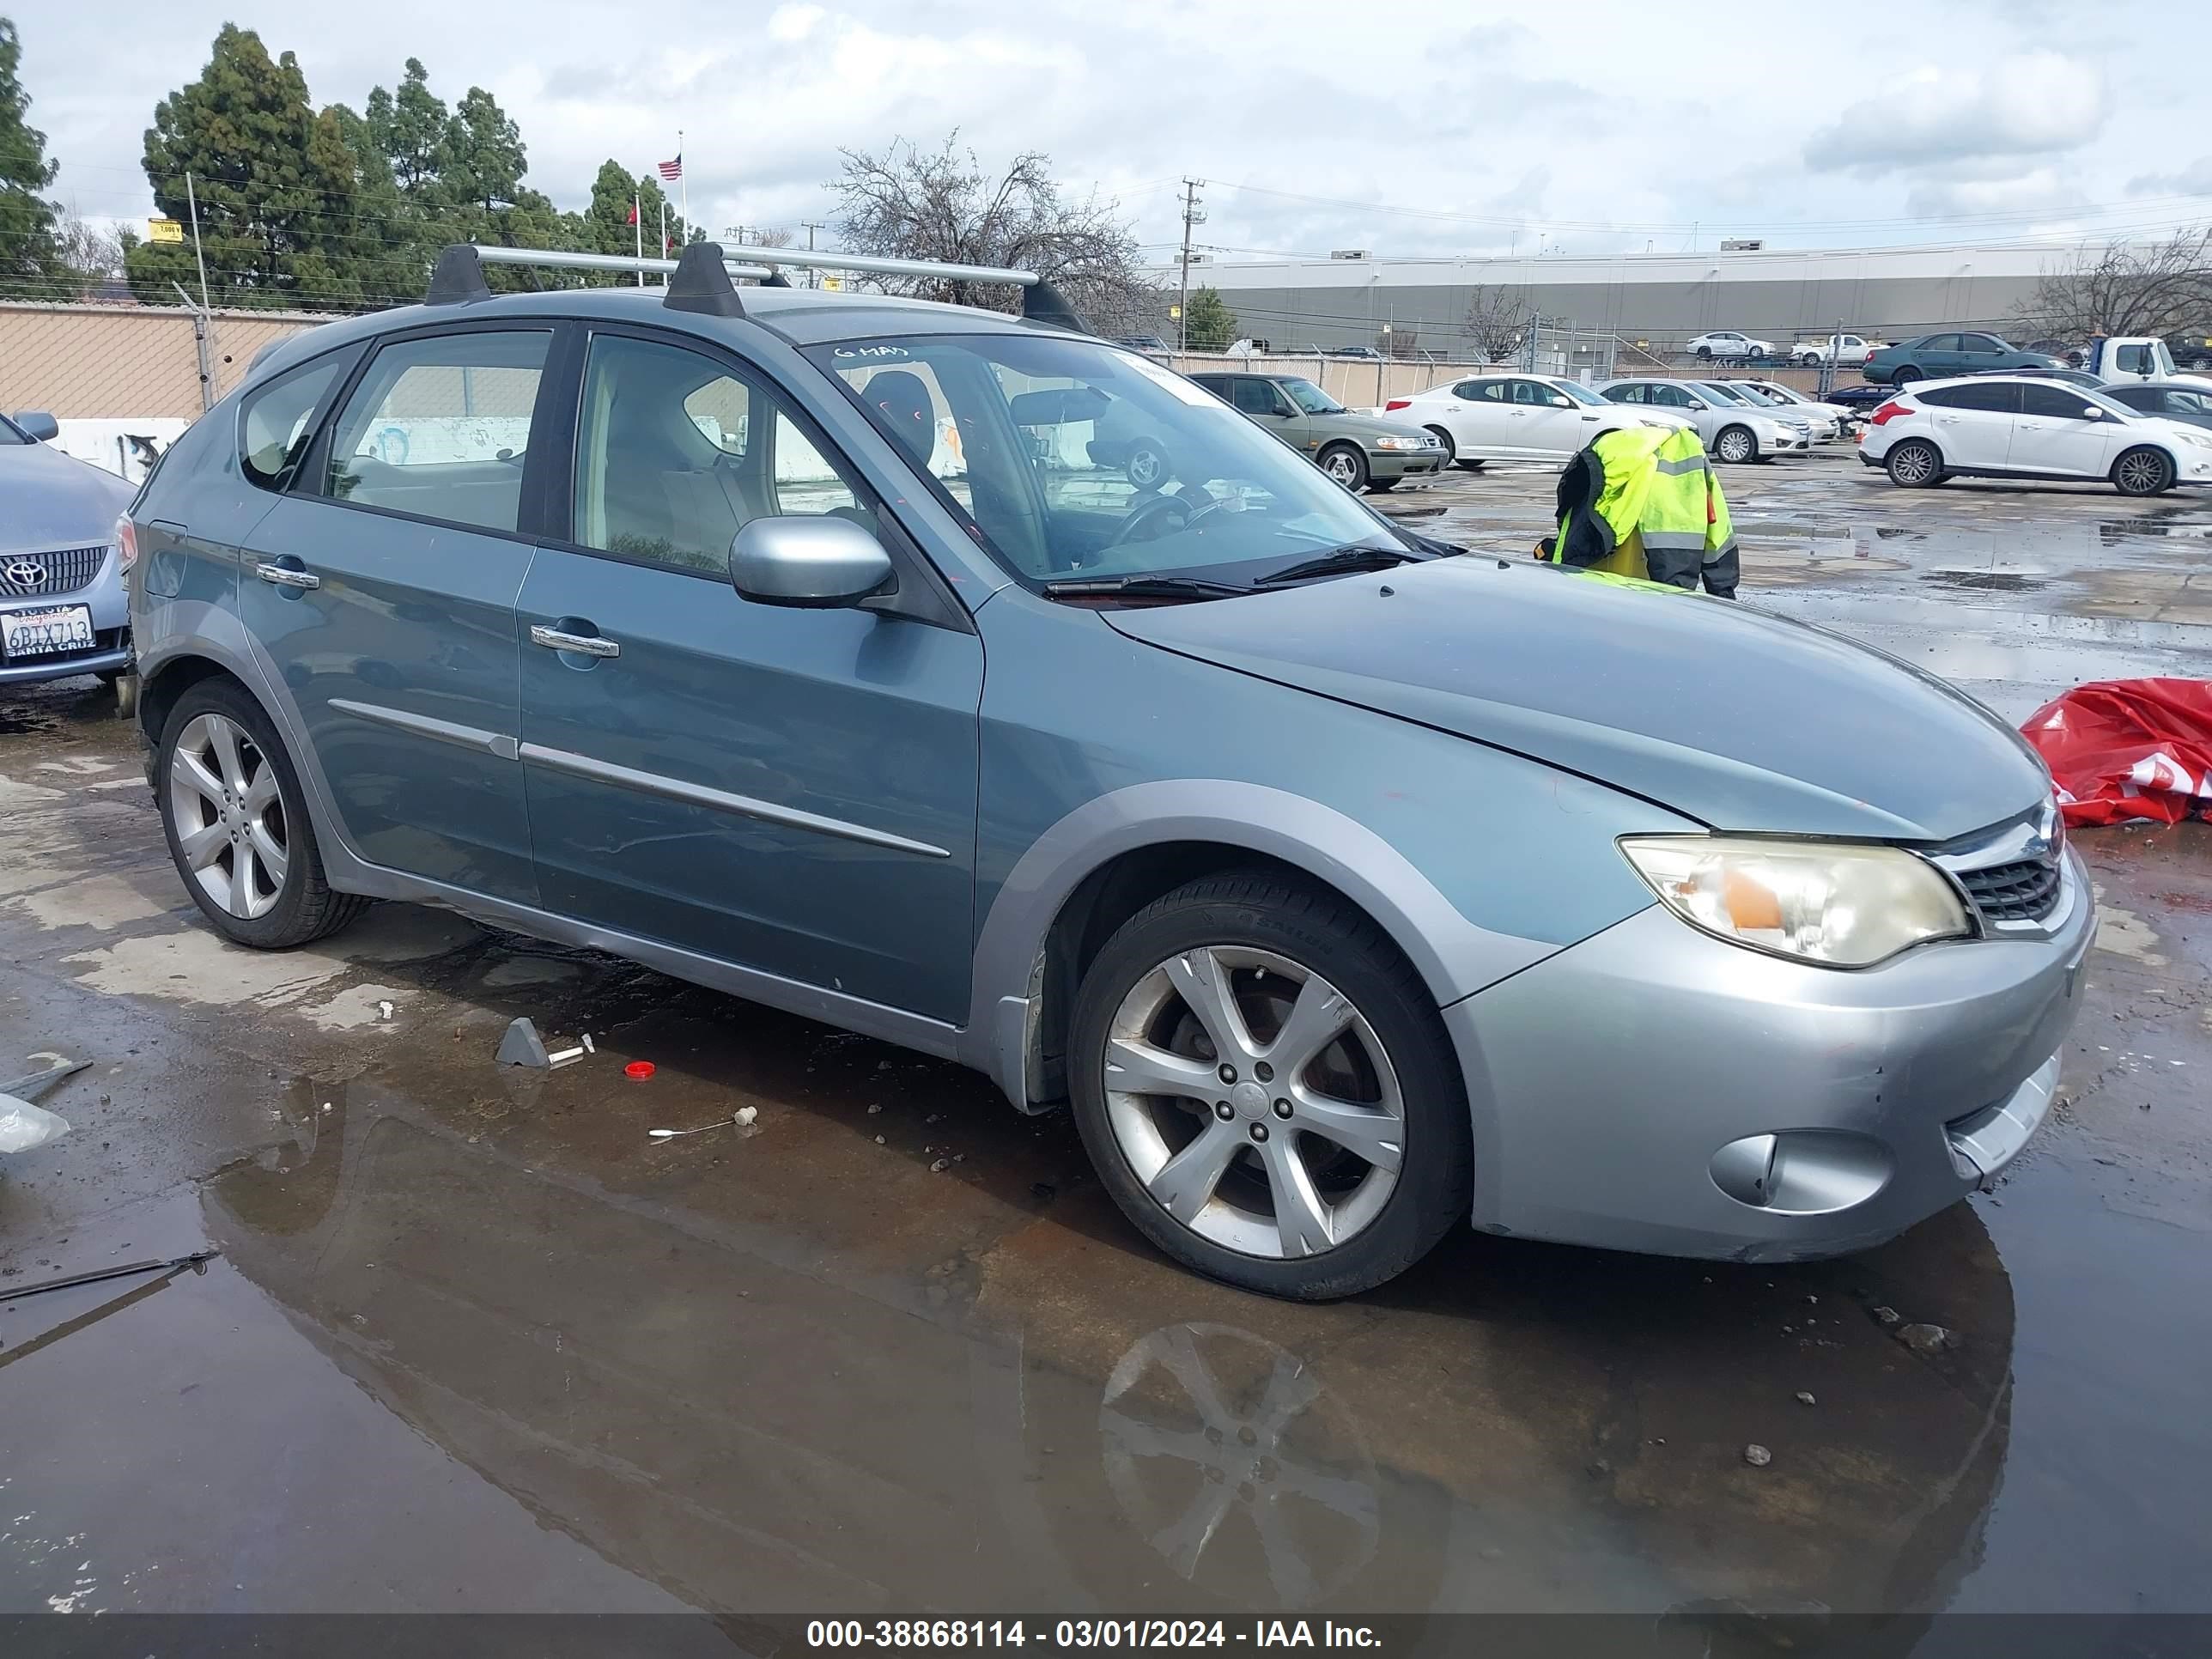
{"left": 1548, "top": 423, "right": 1739, "bottom": 597}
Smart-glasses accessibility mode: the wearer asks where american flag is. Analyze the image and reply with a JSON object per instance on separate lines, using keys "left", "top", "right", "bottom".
{"left": 658, "top": 155, "right": 683, "bottom": 181}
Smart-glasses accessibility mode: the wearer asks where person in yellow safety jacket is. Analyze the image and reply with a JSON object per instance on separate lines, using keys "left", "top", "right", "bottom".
{"left": 1542, "top": 423, "right": 1740, "bottom": 598}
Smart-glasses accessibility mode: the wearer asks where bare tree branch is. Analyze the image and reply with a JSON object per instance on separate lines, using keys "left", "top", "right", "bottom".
{"left": 1462, "top": 285, "right": 1532, "bottom": 362}
{"left": 830, "top": 133, "right": 1163, "bottom": 336}
{"left": 2020, "top": 228, "right": 2212, "bottom": 342}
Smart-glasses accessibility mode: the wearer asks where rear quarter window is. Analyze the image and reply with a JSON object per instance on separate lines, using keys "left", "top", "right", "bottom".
{"left": 238, "top": 355, "right": 350, "bottom": 490}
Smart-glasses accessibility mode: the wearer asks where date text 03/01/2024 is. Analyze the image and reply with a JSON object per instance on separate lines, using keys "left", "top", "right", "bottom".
{"left": 805, "top": 1620, "right": 1384, "bottom": 1649}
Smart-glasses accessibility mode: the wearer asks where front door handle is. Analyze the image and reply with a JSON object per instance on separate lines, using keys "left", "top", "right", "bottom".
{"left": 255, "top": 562, "right": 319, "bottom": 590}
{"left": 530, "top": 624, "right": 620, "bottom": 659}
{"left": 1580, "top": 413, "right": 1601, "bottom": 422}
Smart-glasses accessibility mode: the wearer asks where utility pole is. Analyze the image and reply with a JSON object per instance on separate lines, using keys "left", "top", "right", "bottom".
{"left": 184, "top": 172, "right": 211, "bottom": 311}
{"left": 802, "top": 221, "right": 825, "bottom": 289}
{"left": 1177, "top": 179, "right": 1206, "bottom": 352}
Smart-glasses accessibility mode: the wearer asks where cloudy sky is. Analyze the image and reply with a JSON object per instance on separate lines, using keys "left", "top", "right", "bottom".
{"left": 15, "top": 0, "right": 2212, "bottom": 268}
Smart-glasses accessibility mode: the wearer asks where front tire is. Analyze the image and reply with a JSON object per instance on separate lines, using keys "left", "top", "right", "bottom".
{"left": 1125, "top": 440, "right": 1170, "bottom": 492}
{"left": 1713, "top": 424, "right": 1758, "bottom": 465}
{"left": 156, "top": 678, "right": 369, "bottom": 949}
{"left": 1068, "top": 873, "right": 1473, "bottom": 1300}
{"left": 2112, "top": 447, "right": 2175, "bottom": 496}
{"left": 1317, "top": 444, "right": 1368, "bottom": 491}
{"left": 1424, "top": 426, "right": 1455, "bottom": 464}
{"left": 1885, "top": 438, "right": 1944, "bottom": 488}
{"left": 1364, "top": 478, "right": 1398, "bottom": 493}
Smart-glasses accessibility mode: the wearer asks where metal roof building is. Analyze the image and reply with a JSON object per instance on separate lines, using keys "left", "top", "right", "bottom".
{"left": 1159, "top": 242, "right": 2074, "bottom": 356}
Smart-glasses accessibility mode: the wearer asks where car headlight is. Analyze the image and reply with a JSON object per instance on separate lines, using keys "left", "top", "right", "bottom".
{"left": 1374, "top": 434, "right": 1426, "bottom": 451}
{"left": 2175, "top": 429, "right": 2212, "bottom": 451}
{"left": 1618, "top": 836, "right": 1971, "bottom": 967}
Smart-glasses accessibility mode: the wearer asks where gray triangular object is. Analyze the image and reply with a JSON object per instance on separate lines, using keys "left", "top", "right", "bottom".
{"left": 0, "top": 1058, "right": 90, "bottom": 1102}
{"left": 496, "top": 1018, "right": 551, "bottom": 1068}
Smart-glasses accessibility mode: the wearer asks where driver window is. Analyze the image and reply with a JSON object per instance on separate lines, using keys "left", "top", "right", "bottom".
{"left": 572, "top": 332, "right": 869, "bottom": 577}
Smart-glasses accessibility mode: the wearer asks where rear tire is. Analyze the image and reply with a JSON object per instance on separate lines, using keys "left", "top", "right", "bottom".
{"left": 1364, "top": 478, "right": 1398, "bottom": 493}
{"left": 1125, "top": 440, "right": 1170, "bottom": 492}
{"left": 155, "top": 678, "right": 370, "bottom": 950}
{"left": 1885, "top": 438, "right": 1944, "bottom": 488}
{"left": 1067, "top": 872, "right": 1473, "bottom": 1300}
{"left": 1694, "top": 345, "right": 1713, "bottom": 362}
{"left": 1891, "top": 364, "right": 1923, "bottom": 386}
{"left": 2112, "top": 446, "right": 2175, "bottom": 497}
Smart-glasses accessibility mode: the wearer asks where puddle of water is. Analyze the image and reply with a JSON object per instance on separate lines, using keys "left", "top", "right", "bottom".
{"left": 1921, "top": 570, "right": 2050, "bottom": 593}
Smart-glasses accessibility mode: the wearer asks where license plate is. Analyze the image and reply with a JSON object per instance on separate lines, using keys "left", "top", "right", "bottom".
{"left": 1, "top": 604, "right": 95, "bottom": 660}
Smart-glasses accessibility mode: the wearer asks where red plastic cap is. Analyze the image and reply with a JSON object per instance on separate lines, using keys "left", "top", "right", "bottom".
{"left": 625, "top": 1060, "right": 656, "bottom": 1079}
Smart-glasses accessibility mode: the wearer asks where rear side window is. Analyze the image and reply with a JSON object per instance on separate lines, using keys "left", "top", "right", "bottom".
{"left": 239, "top": 356, "right": 347, "bottom": 490}
{"left": 1920, "top": 384, "right": 2020, "bottom": 413}
{"left": 1607, "top": 384, "right": 1644, "bottom": 404}
{"left": 318, "top": 331, "right": 550, "bottom": 533}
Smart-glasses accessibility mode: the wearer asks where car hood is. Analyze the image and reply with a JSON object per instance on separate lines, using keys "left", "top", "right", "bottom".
{"left": 1310, "top": 410, "right": 1429, "bottom": 442}
{"left": 1105, "top": 556, "right": 2049, "bottom": 842}
{"left": 0, "top": 442, "right": 132, "bottom": 555}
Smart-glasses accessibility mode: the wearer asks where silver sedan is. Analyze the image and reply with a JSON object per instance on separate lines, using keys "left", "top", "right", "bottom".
{"left": 1, "top": 410, "right": 134, "bottom": 689}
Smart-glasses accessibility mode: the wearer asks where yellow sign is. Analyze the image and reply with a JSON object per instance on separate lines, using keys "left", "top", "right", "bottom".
{"left": 822, "top": 274, "right": 844, "bottom": 292}
{"left": 1169, "top": 304, "right": 1182, "bottom": 319}
{"left": 148, "top": 218, "right": 185, "bottom": 245}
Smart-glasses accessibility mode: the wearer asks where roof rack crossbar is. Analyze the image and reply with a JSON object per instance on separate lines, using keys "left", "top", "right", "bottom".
{"left": 442, "top": 242, "right": 1091, "bottom": 332}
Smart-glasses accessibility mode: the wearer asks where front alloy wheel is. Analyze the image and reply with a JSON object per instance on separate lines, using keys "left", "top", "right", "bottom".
{"left": 169, "top": 711, "right": 289, "bottom": 920}
{"left": 1319, "top": 445, "right": 1367, "bottom": 490}
{"left": 1714, "top": 425, "right": 1757, "bottom": 465}
{"left": 1068, "top": 872, "right": 1471, "bottom": 1299}
{"left": 1103, "top": 945, "right": 1405, "bottom": 1261}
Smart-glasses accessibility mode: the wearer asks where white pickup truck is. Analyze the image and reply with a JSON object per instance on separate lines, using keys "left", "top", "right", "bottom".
{"left": 1791, "top": 333, "right": 1881, "bottom": 367}
{"left": 2081, "top": 336, "right": 2212, "bottom": 389}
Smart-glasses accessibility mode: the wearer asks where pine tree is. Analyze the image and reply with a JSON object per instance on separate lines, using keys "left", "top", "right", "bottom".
{"left": 1183, "top": 286, "right": 1236, "bottom": 350}
{"left": 125, "top": 25, "right": 361, "bottom": 308}
{"left": 0, "top": 16, "right": 68, "bottom": 301}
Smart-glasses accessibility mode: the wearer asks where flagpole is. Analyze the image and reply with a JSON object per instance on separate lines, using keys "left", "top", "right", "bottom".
{"left": 634, "top": 191, "right": 644, "bottom": 287}
{"left": 678, "top": 129, "right": 688, "bottom": 247}
{"left": 659, "top": 201, "right": 669, "bottom": 284}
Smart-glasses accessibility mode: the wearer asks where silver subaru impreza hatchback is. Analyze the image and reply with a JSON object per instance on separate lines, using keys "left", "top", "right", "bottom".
{"left": 121, "top": 241, "right": 2090, "bottom": 1299}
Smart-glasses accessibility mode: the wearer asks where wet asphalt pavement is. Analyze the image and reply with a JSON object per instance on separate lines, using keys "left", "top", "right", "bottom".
{"left": 2, "top": 447, "right": 2209, "bottom": 1630}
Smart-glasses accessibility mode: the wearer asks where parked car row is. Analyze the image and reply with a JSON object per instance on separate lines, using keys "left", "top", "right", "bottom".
{"left": 1, "top": 407, "right": 136, "bottom": 691}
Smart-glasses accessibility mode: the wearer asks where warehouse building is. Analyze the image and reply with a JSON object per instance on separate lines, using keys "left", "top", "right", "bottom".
{"left": 1158, "top": 241, "right": 2070, "bottom": 359}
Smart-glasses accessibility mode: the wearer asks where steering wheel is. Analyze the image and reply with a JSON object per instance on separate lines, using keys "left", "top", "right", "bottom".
{"left": 1109, "top": 489, "right": 1231, "bottom": 549}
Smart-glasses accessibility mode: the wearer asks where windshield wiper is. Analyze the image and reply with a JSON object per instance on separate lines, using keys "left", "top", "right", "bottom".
{"left": 1040, "top": 574, "right": 1251, "bottom": 601}
{"left": 1254, "top": 545, "right": 1423, "bottom": 586}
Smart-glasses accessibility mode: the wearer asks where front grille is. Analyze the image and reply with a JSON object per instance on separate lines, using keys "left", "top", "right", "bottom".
{"left": 1955, "top": 853, "right": 2063, "bottom": 923}
{"left": 0, "top": 544, "right": 109, "bottom": 598}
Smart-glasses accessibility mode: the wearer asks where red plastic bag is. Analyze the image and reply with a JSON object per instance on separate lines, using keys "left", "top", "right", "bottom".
{"left": 2020, "top": 679, "right": 2212, "bottom": 827}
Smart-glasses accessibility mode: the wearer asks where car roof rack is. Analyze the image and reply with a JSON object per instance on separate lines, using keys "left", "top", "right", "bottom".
{"left": 434, "top": 241, "right": 1093, "bottom": 332}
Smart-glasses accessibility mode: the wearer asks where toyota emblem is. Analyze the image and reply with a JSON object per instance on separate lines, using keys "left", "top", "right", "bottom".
{"left": 3, "top": 557, "right": 46, "bottom": 588}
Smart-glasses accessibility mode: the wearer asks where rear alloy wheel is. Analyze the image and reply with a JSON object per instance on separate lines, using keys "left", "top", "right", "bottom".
{"left": 2112, "top": 446, "right": 2175, "bottom": 497}
{"left": 1890, "top": 364, "right": 1923, "bottom": 386}
{"left": 157, "top": 679, "right": 369, "bottom": 949}
{"left": 1318, "top": 444, "right": 1368, "bottom": 491}
{"left": 1713, "top": 425, "right": 1758, "bottom": 465}
{"left": 1069, "top": 874, "right": 1471, "bottom": 1299}
{"left": 1424, "top": 426, "right": 1455, "bottom": 464}
{"left": 1694, "top": 345, "right": 1713, "bottom": 361}
{"left": 1886, "top": 437, "right": 1944, "bottom": 488}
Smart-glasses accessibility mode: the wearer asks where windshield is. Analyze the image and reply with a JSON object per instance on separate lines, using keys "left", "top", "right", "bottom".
{"left": 806, "top": 334, "right": 1402, "bottom": 589}
{"left": 2078, "top": 387, "right": 2149, "bottom": 420}
{"left": 1698, "top": 382, "right": 1756, "bottom": 405}
{"left": 1553, "top": 380, "right": 1608, "bottom": 406}
{"left": 1280, "top": 378, "right": 1345, "bottom": 415}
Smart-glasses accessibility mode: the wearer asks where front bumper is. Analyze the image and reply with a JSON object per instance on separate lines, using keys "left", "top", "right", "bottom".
{"left": 1444, "top": 848, "right": 2093, "bottom": 1261}
{"left": 1369, "top": 447, "right": 1446, "bottom": 481}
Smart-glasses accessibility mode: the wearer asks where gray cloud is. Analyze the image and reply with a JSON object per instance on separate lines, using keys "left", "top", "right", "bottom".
{"left": 1806, "top": 52, "right": 2107, "bottom": 176}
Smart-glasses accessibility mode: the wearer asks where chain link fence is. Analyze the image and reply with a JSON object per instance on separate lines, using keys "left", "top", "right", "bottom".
{"left": 0, "top": 301, "right": 324, "bottom": 422}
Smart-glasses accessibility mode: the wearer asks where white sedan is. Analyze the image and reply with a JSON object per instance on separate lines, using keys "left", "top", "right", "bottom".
{"left": 1382, "top": 374, "right": 1692, "bottom": 467}
{"left": 1597, "top": 378, "right": 1809, "bottom": 463}
{"left": 1858, "top": 375, "right": 2212, "bottom": 495}
{"left": 1723, "top": 378, "right": 1851, "bottom": 439}
{"left": 1687, "top": 330, "right": 1774, "bottom": 362}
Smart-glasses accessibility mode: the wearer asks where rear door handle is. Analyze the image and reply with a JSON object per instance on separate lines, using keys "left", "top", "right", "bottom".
{"left": 530, "top": 625, "right": 620, "bottom": 659}
{"left": 255, "top": 562, "right": 319, "bottom": 590}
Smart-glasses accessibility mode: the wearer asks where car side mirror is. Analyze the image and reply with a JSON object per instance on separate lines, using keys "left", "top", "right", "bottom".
{"left": 2082, "top": 406, "right": 2106, "bottom": 419}
{"left": 10, "top": 410, "right": 59, "bottom": 442}
{"left": 729, "top": 516, "right": 895, "bottom": 610}
{"left": 1687, "top": 399, "right": 1709, "bottom": 410}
